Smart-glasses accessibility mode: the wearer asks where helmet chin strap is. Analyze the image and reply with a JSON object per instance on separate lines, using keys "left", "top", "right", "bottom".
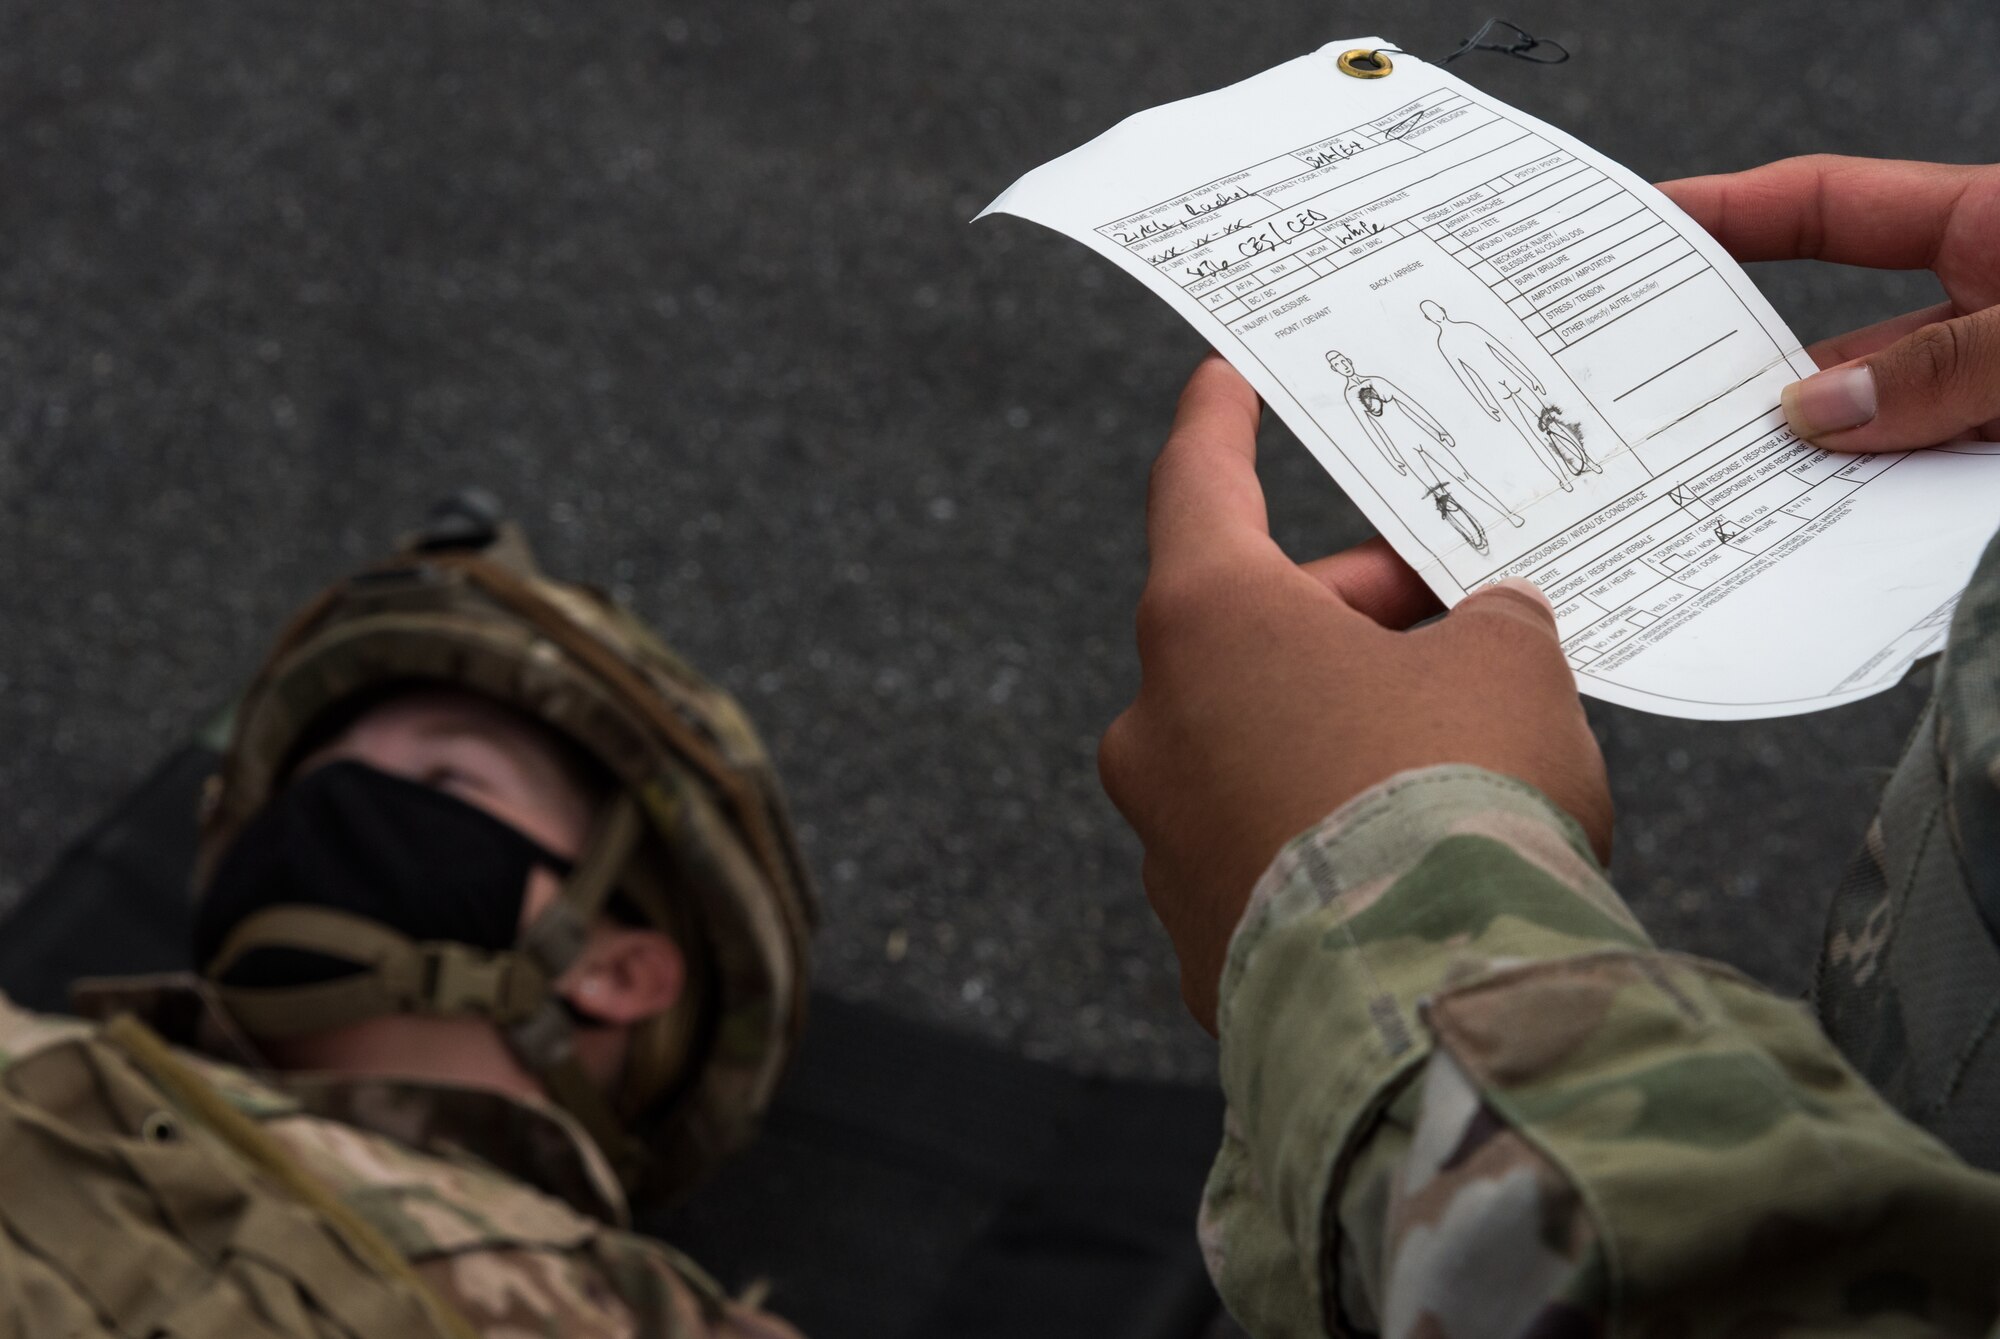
{"left": 206, "top": 792, "right": 661, "bottom": 1185}
{"left": 504, "top": 792, "right": 657, "bottom": 1183}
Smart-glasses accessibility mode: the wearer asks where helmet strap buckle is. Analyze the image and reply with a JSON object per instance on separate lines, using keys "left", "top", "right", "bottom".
{"left": 419, "top": 943, "right": 545, "bottom": 1024}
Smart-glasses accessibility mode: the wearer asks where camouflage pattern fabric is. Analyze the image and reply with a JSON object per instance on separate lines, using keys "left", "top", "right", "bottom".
{"left": 1817, "top": 528, "right": 2000, "bottom": 1173}
{"left": 0, "top": 989, "right": 800, "bottom": 1339}
{"left": 1201, "top": 766, "right": 2000, "bottom": 1338}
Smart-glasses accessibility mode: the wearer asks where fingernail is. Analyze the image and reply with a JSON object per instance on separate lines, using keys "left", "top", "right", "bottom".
{"left": 1488, "top": 577, "right": 1554, "bottom": 614}
{"left": 1782, "top": 365, "right": 1877, "bottom": 438}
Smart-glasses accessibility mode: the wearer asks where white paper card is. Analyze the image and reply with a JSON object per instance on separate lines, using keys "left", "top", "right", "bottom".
{"left": 983, "top": 39, "right": 2000, "bottom": 719}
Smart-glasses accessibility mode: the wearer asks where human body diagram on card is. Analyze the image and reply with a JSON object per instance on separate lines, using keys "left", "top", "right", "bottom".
{"left": 1327, "top": 347, "right": 1524, "bottom": 555}
{"left": 983, "top": 39, "right": 2000, "bottom": 719}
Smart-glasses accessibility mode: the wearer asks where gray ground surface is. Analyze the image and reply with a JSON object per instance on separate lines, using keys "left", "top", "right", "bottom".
{"left": 1, "top": 0, "right": 1993, "bottom": 1102}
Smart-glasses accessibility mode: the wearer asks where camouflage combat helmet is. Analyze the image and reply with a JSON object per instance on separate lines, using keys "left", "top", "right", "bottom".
{"left": 192, "top": 492, "right": 817, "bottom": 1204}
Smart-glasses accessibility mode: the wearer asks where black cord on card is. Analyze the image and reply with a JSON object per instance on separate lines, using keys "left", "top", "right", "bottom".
{"left": 1442, "top": 18, "right": 1570, "bottom": 66}
{"left": 1339, "top": 21, "right": 1568, "bottom": 81}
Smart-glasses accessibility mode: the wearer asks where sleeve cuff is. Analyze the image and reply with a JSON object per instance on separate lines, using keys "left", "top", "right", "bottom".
{"left": 1209, "top": 766, "right": 1647, "bottom": 1316}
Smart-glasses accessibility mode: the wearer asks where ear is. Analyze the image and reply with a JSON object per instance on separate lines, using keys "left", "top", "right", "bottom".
{"left": 561, "top": 928, "right": 684, "bottom": 1025}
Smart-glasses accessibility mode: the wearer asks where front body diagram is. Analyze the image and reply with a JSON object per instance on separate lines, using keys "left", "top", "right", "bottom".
{"left": 1327, "top": 349, "right": 1523, "bottom": 555}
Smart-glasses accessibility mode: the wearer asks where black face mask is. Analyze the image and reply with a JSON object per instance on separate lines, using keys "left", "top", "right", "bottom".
{"left": 194, "top": 760, "right": 573, "bottom": 988}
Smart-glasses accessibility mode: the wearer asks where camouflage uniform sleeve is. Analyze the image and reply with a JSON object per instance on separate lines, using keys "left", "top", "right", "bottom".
{"left": 1201, "top": 765, "right": 2000, "bottom": 1339}
{"left": 1817, "top": 529, "right": 2000, "bottom": 1171}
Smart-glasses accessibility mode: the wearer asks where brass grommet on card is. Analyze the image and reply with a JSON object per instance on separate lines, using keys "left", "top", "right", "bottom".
{"left": 1337, "top": 48, "right": 1393, "bottom": 79}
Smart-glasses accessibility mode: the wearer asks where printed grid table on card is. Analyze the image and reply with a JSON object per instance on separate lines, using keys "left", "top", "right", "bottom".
{"left": 1097, "top": 91, "right": 1709, "bottom": 356}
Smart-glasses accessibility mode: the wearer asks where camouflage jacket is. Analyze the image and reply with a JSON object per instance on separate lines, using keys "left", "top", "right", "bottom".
{"left": 1817, "top": 529, "right": 2000, "bottom": 1172}
{"left": 1201, "top": 766, "right": 2000, "bottom": 1337}
{"left": 0, "top": 980, "right": 798, "bottom": 1339}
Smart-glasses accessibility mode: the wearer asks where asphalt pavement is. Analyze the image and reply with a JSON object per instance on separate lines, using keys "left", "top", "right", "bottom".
{"left": 2, "top": 0, "right": 1994, "bottom": 1096}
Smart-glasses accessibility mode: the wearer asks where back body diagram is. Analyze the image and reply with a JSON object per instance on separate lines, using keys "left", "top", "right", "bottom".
{"left": 1420, "top": 301, "right": 1600, "bottom": 490}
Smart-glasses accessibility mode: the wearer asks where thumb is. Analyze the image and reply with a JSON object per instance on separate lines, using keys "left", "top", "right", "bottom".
{"left": 1435, "top": 578, "right": 1613, "bottom": 862}
{"left": 1448, "top": 577, "right": 1562, "bottom": 641}
{"left": 1782, "top": 305, "right": 2000, "bottom": 450}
